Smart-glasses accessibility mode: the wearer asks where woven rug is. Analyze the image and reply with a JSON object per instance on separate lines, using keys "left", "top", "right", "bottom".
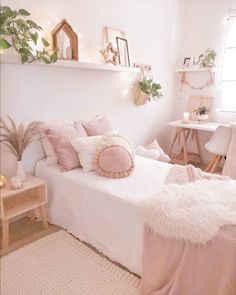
{"left": 0, "top": 230, "right": 140, "bottom": 295}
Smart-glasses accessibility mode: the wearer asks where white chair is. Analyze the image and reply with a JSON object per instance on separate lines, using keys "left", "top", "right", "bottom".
{"left": 205, "top": 125, "right": 232, "bottom": 173}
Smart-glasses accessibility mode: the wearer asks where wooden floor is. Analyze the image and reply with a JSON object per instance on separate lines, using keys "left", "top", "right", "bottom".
{"left": 0, "top": 217, "right": 60, "bottom": 257}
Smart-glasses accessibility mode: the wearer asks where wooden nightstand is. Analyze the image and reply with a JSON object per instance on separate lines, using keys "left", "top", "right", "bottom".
{"left": 0, "top": 175, "right": 48, "bottom": 249}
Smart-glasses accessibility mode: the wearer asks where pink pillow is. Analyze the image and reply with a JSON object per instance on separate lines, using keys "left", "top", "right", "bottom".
{"left": 81, "top": 116, "right": 111, "bottom": 136}
{"left": 95, "top": 133, "right": 135, "bottom": 178}
{"left": 45, "top": 124, "right": 86, "bottom": 171}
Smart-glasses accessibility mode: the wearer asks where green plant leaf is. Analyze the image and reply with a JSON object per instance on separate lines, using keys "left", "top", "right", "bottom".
{"left": 41, "top": 38, "right": 49, "bottom": 47}
{"left": 0, "top": 37, "right": 11, "bottom": 49}
{"left": 0, "top": 28, "right": 10, "bottom": 35}
{"left": 21, "top": 55, "right": 29, "bottom": 64}
{"left": 50, "top": 54, "right": 57, "bottom": 63}
{"left": 41, "top": 56, "right": 51, "bottom": 64}
{"left": 30, "top": 32, "right": 38, "bottom": 45}
{"left": 27, "top": 20, "right": 40, "bottom": 29}
{"left": 19, "top": 9, "right": 30, "bottom": 16}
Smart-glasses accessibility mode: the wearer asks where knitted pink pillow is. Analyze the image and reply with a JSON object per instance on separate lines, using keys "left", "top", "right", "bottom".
{"left": 94, "top": 133, "right": 135, "bottom": 178}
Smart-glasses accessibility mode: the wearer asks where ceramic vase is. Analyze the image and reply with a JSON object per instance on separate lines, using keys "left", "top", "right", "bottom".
{"left": 17, "top": 160, "right": 26, "bottom": 182}
{"left": 196, "top": 114, "right": 208, "bottom": 121}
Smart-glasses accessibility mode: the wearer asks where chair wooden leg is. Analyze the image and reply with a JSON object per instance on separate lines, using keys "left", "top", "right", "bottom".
{"left": 209, "top": 155, "right": 222, "bottom": 173}
{"left": 205, "top": 156, "right": 216, "bottom": 172}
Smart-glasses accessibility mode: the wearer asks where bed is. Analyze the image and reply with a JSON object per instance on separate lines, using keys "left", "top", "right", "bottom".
{"left": 35, "top": 156, "right": 172, "bottom": 275}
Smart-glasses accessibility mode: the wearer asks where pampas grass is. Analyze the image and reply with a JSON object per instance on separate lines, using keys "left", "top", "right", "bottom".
{"left": 0, "top": 116, "right": 41, "bottom": 161}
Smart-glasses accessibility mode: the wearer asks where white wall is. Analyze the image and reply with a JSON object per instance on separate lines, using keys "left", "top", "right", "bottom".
{"left": 1, "top": 0, "right": 184, "bottom": 176}
{"left": 171, "top": 0, "right": 236, "bottom": 160}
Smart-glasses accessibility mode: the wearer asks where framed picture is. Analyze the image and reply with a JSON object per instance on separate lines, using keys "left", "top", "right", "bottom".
{"left": 183, "top": 57, "right": 191, "bottom": 67}
{"left": 104, "top": 26, "right": 125, "bottom": 47}
{"left": 116, "top": 37, "right": 130, "bottom": 67}
{"left": 187, "top": 96, "right": 213, "bottom": 121}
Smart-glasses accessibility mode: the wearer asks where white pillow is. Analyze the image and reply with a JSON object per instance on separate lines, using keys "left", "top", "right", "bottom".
{"left": 146, "top": 140, "right": 170, "bottom": 163}
{"left": 42, "top": 136, "right": 58, "bottom": 165}
{"left": 71, "top": 136, "right": 102, "bottom": 172}
{"left": 136, "top": 146, "right": 160, "bottom": 160}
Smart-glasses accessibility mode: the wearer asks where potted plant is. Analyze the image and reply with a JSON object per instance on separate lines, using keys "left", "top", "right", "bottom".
{"left": 195, "top": 106, "right": 209, "bottom": 121}
{"left": 0, "top": 6, "right": 57, "bottom": 64}
{"left": 0, "top": 116, "right": 41, "bottom": 181}
{"left": 135, "top": 79, "right": 162, "bottom": 105}
{"left": 199, "top": 49, "right": 216, "bottom": 68}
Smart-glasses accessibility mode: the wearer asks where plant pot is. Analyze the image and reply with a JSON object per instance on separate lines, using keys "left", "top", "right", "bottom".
{"left": 16, "top": 160, "right": 26, "bottom": 182}
{"left": 135, "top": 90, "right": 150, "bottom": 106}
{"left": 196, "top": 114, "right": 208, "bottom": 121}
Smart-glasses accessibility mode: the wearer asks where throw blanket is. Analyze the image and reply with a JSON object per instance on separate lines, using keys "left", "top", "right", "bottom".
{"left": 141, "top": 165, "right": 236, "bottom": 295}
{"left": 223, "top": 123, "right": 236, "bottom": 180}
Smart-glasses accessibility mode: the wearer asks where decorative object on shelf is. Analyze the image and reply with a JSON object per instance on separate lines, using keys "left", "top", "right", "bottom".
{"left": 116, "top": 37, "right": 130, "bottom": 67}
{"left": 10, "top": 176, "right": 22, "bottom": 190}
{"left": 187, "top": 96, "right": 213, "bottom": 121}
{"left": 0, "top": 175, "right": 7, "bottom": 188}
{"left": 199, "top": 49, "right": 216, "bottom": 68}
{"left": 51, "top": 19, "right": 78, "bottom": 60}
{"left": 0, "top": 116, "right": 41, "bottom": 179}
{"left": 133, "top": 63, "right": 152, "bottom": 80}
{"left": 178, "top": 68, "right": 215, "bottom": 90}
{"left": 104, "top": 26, "right": 125, "bottom": 48}
{"left": 182, "top": 112, "right": 190, "bottom": 123}
{"left": 195, "top": 106, "right": 209, "bottom": 121}
{"left": 100, "top": 42, "right": 118, "bottom": 65}
{"left": 16, "top": 160, "right": 26, "bottom": 181}
{"left": 0, "top": 6, "right": 58, "bottom": 64}
{"left": 135, "top": 79, "right": 162, "bottom": 106}
{"left": 183, "top": 57, "right": 191, "bottom": 67}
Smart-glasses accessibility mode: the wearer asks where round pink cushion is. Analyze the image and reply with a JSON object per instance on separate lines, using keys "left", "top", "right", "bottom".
{"left": 95, "top": 145, "right": 134, "bottom": 178}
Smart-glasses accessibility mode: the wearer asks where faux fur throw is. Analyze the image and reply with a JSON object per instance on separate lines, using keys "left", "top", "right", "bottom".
{"left": 144, "top": 179, "right": 236, "bottom": 244}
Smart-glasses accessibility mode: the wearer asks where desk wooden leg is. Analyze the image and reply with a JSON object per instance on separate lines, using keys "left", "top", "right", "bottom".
{"left": 39, "top": 206, "right": 48, "bottom": 229}
{"left": 2, "top": 219, "right": 9, "bottom": 249}
{"left": 168, "top": 129, "right": 180, "bottom": 156}
{"left": 194, "top": 130, "right": 203, "bottom": 164}
{"left": 181, "top": 129, "right": 189, "bottom": 165}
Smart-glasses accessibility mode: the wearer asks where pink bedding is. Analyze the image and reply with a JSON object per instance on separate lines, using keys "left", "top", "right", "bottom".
{"left": 141, "top": 165, "right": 236, "bottom": 295}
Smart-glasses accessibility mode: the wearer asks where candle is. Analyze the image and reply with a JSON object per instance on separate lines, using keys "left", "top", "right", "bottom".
{"left": 10, "top": 176, "right": 22, "bottom": 190}
{"left": 183, "top": 112, "right": 190, "bottom": 123}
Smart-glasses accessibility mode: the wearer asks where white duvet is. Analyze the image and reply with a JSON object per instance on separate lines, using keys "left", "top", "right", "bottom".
{"left": 35, "top": 156, "right": 172, "bottom": 275}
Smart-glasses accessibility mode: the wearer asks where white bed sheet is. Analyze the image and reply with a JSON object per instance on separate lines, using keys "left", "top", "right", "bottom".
{"left": 35, "top": 156, "right": 172, "bottom": 275}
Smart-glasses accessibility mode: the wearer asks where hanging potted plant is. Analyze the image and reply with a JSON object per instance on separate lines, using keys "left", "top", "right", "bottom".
{"left": 135, "top": 79, "right": 163, "bottom": 106}
{"left": 0, "top": 116, "right": 41, "bottom": 181}
{"left": 0, "top": 6, "right": 58, "bottom": 64}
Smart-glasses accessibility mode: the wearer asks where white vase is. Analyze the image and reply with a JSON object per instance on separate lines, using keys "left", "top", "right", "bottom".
{"left": 196, "top": 114, "right": 208, "bottom": 121}
{"left": 17, "top": 160, "right": 26, "bottom": 182}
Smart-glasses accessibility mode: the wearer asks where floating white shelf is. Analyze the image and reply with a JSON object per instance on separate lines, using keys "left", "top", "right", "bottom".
{"left": 176, "top": 67, "right": 217, "bottom": 72}
{"left": 0, "top": 54, "right": 140, "bottom": 73}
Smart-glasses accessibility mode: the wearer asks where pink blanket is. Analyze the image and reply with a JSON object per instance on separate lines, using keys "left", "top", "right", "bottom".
{"left": 223, "top": 123, "right": 236, "bottom": 180}
{"left": 141, "top": 165, "right": 236, "bottom": 295}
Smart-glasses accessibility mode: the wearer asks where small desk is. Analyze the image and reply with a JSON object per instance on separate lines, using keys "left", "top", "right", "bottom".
{"left": 0, "top": 175, "right": 48, "bottom": 249}
{"left": 168, "top": 120, "right": 222, "bottom": 165}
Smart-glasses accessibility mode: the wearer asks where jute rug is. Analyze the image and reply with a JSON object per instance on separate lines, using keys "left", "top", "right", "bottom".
{"left": 0, "top": 230, "right": 140, "bottom": 295}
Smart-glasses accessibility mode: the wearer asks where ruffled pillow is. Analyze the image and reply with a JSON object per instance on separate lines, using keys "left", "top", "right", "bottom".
{"left": 95, "top": 132, "right": 135, "bottom": 178}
